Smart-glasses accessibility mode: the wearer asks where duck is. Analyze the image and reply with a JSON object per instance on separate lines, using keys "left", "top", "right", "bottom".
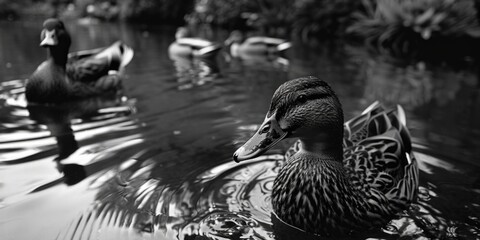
{"left": 233, "top": 76, "right": 419, "bottom": 238}
{"left": 25, "top": 18, "right": 134, "bottom": 104}
{"left": 224, "top": 30, "right": 292, "bottom": 58}
{"left": 168, "top": 27, "right": 222, "bottom": 58}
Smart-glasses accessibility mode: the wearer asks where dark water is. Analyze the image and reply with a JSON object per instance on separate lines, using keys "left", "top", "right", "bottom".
{"left": 0, "top": 20, "right": 479, "bottom": 240}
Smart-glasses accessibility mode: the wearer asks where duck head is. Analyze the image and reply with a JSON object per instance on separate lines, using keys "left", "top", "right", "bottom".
{"left": 40, "top": 18, "right": 71, "bottom": 62}
{"left": 224, "top": 30, "right": 244, "bottom": 46}
{"left": 175, "top": 27, "right": 191, "bottom": 40}
{"left": 233, "top": 76, "right": 344, "bottom": 162}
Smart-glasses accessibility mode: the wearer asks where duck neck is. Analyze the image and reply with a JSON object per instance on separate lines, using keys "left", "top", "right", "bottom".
{"left": 47, "top": 123, "right": 78, "bottom": 160}
{"left": 47, "top": 46, "right": 69, "bottom": 67}
{"left": 298, "top": 129, "right": 344, "bottom": 162}
{"left": 230, "top": 43, "right": 240, "bottom": 57}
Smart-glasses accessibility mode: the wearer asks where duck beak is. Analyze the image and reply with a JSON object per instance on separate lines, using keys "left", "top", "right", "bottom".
{"left": 233, "top": 111, "right": 288, "bottom": 162}
{"left": 40, "top": 29, "right": 57, "bottom": 47}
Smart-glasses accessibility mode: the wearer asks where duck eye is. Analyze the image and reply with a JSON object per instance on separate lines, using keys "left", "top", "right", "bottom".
{"left": 260, "top": 124, "right": 270, "bottom": 134}
{"left": 297, "top": 94, "right": 307, "bottom": 103}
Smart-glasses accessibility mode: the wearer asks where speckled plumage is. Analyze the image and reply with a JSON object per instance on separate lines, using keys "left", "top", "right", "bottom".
{"left": 234, "top": 76, "right": 419, "bottom": 237}
{"left": 26, "top": 18, "right": 133, "bottom": 104}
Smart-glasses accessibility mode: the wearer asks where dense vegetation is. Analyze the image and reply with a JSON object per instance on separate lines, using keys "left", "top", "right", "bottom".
{"left": 186, "top": 0, "right": 364, "bottom": 37}
{"left": 347, "top": 0, "right": 480, "bottom": 54}
{"left": 2, "top": 0, "right": 480, "bottom": 56}
{"left": 0, "top": 0, "right": 195, "bottom": 23}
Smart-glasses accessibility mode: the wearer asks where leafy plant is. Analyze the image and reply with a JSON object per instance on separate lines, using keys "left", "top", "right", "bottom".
{"left": 248, "top": 0, "right": 296, "bottom": 34}
{"left": 292, "top": 0, "right": 364, "bottom": 40}
{"left": 117, "top": 0, "right": 195, "bottom": 24}
{"left": 186, "top": 0, "right": 258, "bottom": 28}
{"left": 187, "top": 0, "right": 362, "bottom": 36}
{"left": 348, "top": 0, "right": 480, "bottom": 50}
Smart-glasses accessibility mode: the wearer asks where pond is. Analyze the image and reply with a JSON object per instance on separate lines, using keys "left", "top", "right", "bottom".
{"left": 0, "top": 20, "right": 479, "bottom": 240}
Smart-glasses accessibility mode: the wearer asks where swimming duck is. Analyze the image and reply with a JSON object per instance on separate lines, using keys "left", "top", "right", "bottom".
{"left": 26, "top": 18, "right": 134, "bottom": 104}
{"left": 233, "top": 76, "right": 419, "bottom": 237}
{"left": 224, "top": 30, "right": 292, "bottom": 58}
{"left": 168, "top": 27, "right": 222, "bottom": 58}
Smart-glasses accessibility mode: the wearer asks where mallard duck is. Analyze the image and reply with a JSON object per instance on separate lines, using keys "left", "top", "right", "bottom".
{"left": 25, "top": 18, "right": 134, "bottom": 104}
{"left": 233, "top": 76, "right": 419, "bottom": 237}
{"left": 168, "top": 27, "right": 222, "bottom": 58}
{"left": 224, "top": 30, "right": 292, "bottom": 58}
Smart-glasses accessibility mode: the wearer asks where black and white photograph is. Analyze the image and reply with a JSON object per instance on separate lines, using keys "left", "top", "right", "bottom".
{"left": 0, "top": 0, "right": 479, "bottom": 239}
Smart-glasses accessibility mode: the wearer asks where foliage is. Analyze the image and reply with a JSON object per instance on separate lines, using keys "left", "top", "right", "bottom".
{"left": 247, "top": 0, "right": 296, "bottom": 33}
{"left": 0, "top": 0, "right": 194, "bottom": 24}
{"left": 187, "top": 0, "right": 362, "bottom": 36}
{"left": 186, "top": 0, "right": 259, "bottom": 29}
{"left": 347, "top": 0, "right": 480, "bottom": 50}
{"left": 292, "top": 0, "right": 364, "bottom": 40}
{"left": 72, "top": 0, "right": 194, "bottom": 23}
{"left": 116, "top": 0, "right": 194, "bottom": 23}
{"left": 0, "top": 3, "right": 14, "bottom": 20}
{"left": 0, "top": 0, "right": 19, "bottom": 20}
{"left": 3, "top": 0, "right": 480, "bottom": 53}
{"left": 0, "top": 0, "right": 61, "bottom": 19}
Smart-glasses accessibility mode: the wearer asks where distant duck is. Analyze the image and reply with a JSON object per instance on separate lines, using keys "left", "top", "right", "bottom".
{"left": 26, "top": 18, "right": 134, "bottom": 104}
{"left": 168, "top": 27, "right": 222, "bottom": 58}
{"left": 234, "top": 76, "right": 419, "bottom": 238}
{"left": 224, "top": 30, "right": 292, "bottom": 58}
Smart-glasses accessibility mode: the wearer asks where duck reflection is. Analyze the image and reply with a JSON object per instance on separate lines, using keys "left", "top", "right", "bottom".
{"left": 27, "top": 105, "right": 78, "bottom": 160}
{"left": 26, "top": 96, "right": 137, "bottom": 185}
{"left": 169, "top": 54, "right": 221, "bottom": 90}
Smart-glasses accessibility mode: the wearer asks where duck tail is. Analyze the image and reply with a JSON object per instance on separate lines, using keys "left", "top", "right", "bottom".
{"left": 94, "top": 41, "right": 134, "bottom": 73}
{"left": 118, "top": 42, "right": 134, "bottom": 70}
{"left": 394, "top": 104, "right": 412, "bottom": 153}
{"left": 361, "top": 100, "right": 381, "bottom": 115}
{"left": 277, "top": 42, "right": 292, "bottom": 52}
{"left": 110, "top": 41, "right": 134, "bottom": 71}
{"left": 396, "top": 104, "right": 407, "bottom": 126}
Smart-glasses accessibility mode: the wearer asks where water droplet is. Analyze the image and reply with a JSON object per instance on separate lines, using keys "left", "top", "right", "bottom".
{"left": 196, "top": 211, "right": 258, "bottom": 239}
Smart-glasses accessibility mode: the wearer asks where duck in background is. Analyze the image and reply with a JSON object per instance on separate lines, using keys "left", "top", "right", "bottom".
{"left": 168, "top": 27, "right": 222, "bottom": 58}
{"left": 224, "top": 30, "right": 292, "bottom": 67}
{"left": 26, "top": 18, "right": 134, "bottom": 104}
{"left": 224, "top": 30, "right": 291, "bottom": 57}
{"left": 233, "top": 76, "right": 419, "bottom": 238}
{"left": 168, "top": 27, "right": 221, "bottom": 89}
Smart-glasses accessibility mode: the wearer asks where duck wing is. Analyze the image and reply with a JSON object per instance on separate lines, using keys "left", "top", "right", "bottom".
{"left": 246, "top": 37, "right": 285, "bottom": 45}
{"left": 343, "top": 102, "right": 419, "bottom": 210}
{"left": 176, "top": 38, "right": 213, "bottom": 48}
{"left": 245, "top": 37, "right": 292, "bottom": 52}
{"left": 67, "top": 41, "right": 134, "bottom": 83}
{"left": 175, "top": 38, "right": 222, "bottom": 56}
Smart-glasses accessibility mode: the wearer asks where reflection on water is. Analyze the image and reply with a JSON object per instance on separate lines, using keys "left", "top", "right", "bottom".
{"left": 0, "top": 20, "right": 479, "bottom": 240}
{"left": 348, "top": 46, "right": 479, "bottom": 109}
{"left": 0, "top": 76, "right": 140, "bottom": 192}
{"left": 54, "top": 155, "right": 280, "bottom": 240}
{"left": 169, "top": 54, "right": 221, "bottom": 90}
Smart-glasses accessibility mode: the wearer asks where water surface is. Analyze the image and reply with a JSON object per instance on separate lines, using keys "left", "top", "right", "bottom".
{"left": 0, "top": 20, "right": 479, "bottom": 240}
